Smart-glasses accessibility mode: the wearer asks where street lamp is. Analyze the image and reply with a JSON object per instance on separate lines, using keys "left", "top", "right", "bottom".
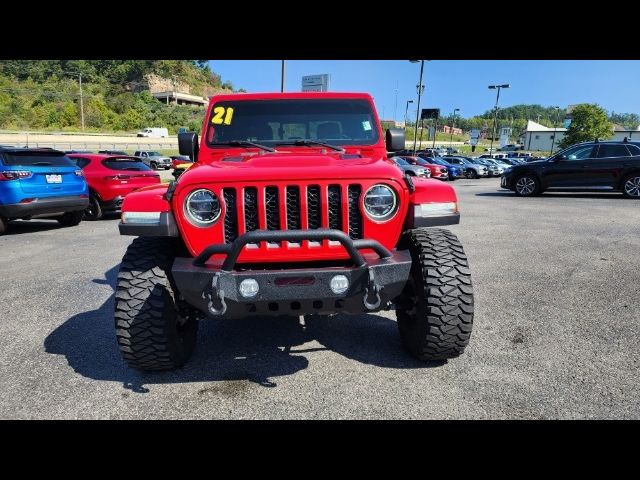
{"left": 450, "top": 108, "right": 460, "bottom": 148}
{"left": 404, "top": 100, "right": 413, "bottom": 128}
{"left": 488, "top": 84, "right": 510, "bottom": 155}
{"left": 550, "top": 106, "right": 560, "bottom": 154}
{"left": 410, "top": 60, "right": 425, "bottom": 155}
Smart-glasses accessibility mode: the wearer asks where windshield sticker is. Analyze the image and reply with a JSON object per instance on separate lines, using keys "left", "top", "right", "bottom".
{"left": 211, "top": 106, "right": 234, "bottom": 125}
{"left": 362, "top": 120, "right": 372, "bottom": 131}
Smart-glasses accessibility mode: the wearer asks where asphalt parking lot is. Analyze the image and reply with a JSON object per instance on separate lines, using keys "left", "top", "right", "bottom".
{"left": 1, "top": 176, "right": 638, "bottom": 419}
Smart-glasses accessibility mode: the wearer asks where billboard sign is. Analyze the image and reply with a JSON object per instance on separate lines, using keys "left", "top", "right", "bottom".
{"left": 500, "top": 127, "right": 512, "bottom": 148}
{"left": 421, "top": 108, "right": 440, "bottom": 120}
{"left": 469, "top": 129, "right": 481, "bottom": 146}
{"left": 302, "top": 74, "right": 330, "bottom": 92}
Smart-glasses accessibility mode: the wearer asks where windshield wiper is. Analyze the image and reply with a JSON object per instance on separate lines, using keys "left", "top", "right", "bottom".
{"left": 32, "top": 161, "right": 53, "bottom": 166}
{"left": 276, "top": 139, "right": 345, "bottom": 152}
{"left": 212, "top": 140, "right": 276, "bottom": 153}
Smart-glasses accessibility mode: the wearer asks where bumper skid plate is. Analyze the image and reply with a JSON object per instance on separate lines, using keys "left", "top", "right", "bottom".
{"left": 172, "top": 229, "right": 412, "bottom": 319}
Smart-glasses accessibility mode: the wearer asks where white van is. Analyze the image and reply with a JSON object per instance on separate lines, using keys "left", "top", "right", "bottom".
{"left": 136, "top": 127, "right": 168, "bottom": 138}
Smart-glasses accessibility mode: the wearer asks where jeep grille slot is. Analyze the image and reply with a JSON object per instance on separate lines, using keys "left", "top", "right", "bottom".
{"left": 265, "top": 186, "right": 280, "bottom": 231}
{"left": 223, "top": 188, "right": 238, "bottom": 244}
{"left": 347, "top": 184, "right": 363, "bottom": 239}
{"left": 327, "top": 185, "right": 342, "bottom": 231}
{"left": 307, "top": 185, "right": 321, "bottom": 229}
{"left": 244, "top": 187, "right": 259, "bottom": 234}
{"left": 286, "top": 186, "right": 301, "bottom": 230}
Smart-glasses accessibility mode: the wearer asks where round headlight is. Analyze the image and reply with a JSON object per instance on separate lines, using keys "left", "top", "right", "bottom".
{"left": 363, "top": 184, "right": 397, "bottom": 221}
{"left": 184, "top": 189, "right": 221, "bottom": 226}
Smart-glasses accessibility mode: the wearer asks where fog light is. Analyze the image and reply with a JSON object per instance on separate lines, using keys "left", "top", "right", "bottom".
{"left": 239, "top": 279, "right": 259, "bottom": 298}
{"left": 330, "top": 275, "right": 349, "bottom": 294}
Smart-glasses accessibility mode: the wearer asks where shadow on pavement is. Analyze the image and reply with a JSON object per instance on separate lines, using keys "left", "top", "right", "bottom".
{"left": 4, "top": 219, "right": 65, "bottom": 235}
{"left": 44, "top": 264, "right": 435, "bottom": 393}
{"left": 476, "top": 191, "right": 625, "bottom": 199}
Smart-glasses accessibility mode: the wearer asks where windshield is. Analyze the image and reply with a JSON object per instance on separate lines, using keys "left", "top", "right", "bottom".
{"left": 1, "top": 151, "right": 76, "bottom": 167}
{"left": 206, "top": 99, "right": 380, "bottom": 148}
{"left": 394, "top": 157, "right": 409, "bottom": 166}
{"left": 147, "top": 152, "right": 162, "bottom": 157}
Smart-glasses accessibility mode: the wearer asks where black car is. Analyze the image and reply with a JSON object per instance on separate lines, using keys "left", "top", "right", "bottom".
{"left": 98, "top": 150, "right": 128, "bottom": 155}
{"left": 500, "top": 140, "right": 640, "bottom": 198}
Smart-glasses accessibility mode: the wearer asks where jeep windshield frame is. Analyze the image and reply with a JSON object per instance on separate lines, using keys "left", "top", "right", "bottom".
{"left": 205, "top": 98, "right": 380, "bottom": 149}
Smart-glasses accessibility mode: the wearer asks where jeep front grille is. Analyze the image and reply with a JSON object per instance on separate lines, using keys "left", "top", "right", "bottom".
{"left": 222, "top": 183, "right": 364, "bottom": 244}
{"left": 222, "top": 189, "right": 238, "bottom": 244}
{"left": 347, "top": 185, "right": 362, "bottom": 240}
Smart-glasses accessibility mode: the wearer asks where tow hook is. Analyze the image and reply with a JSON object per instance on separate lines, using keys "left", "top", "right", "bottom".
{"left": 363, "top": 268, "right": 381, "bottom": 310}
{"left": 203, "top": 273, "right": 227, "bottom": 316}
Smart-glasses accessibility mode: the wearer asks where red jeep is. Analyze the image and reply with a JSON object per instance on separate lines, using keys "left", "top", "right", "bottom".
{"left": 115, "top": 92, "right": 474, "bottom": 371}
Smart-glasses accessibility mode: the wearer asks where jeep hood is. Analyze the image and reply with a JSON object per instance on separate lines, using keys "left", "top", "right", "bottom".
{"left": 177, "top": 153, "right": 403, "bottom": 185}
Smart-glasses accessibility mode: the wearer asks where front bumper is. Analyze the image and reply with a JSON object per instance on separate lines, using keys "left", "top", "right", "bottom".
{"left": 0, "top": 195, "right": 88, "bottom": 219}
{"left": 101, "top": 196, "right": 124, "bottom": 212}
{"left": 500, "top": 175, "right": 513, "bottom": 189}
{"left": 171, "top": 229, "right": 413, "bottom": 319}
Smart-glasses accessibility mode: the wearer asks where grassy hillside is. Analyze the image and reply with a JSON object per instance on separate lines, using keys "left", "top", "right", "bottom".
{"left": 0, "top": 60, "right": 237, "bottom": 134}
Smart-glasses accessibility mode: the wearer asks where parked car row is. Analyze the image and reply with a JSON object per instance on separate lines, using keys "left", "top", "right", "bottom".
{"left": 0, "top": 146, "right": 169, "bottom": 234}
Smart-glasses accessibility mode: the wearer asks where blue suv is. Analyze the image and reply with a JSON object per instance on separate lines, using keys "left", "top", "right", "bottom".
{"left": 0, "top": 147, "right": 89, "bottom": 235}
{"left": 417, "top": 154, "right": 462, "bottom": 180}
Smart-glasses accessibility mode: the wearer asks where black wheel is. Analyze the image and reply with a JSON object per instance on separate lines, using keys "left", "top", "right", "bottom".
{"left": 115, "top": 237, "right": 198, "bottom": 371}
{"left": 395, "top": 228, "right": 474, "bottom": 361}
{"left": 0, "top": 216, "right": 7, "bottom": 235}
{"left": 465, "top": 169, "right": 477, "bottom": 179}
{"left": 514, "top": 174, "right": 541, "bottom": 197}
{"left": 84, "top": 195, "right": 103, "bottom": 220}
{"left": 622, "top": 173, "right": 640, "bottom": 199}
{"left": 150, "top": 162, "right": 157, "bottom": 170}
{"left": 56, "top": 211, "right": 83, "bottom": 227}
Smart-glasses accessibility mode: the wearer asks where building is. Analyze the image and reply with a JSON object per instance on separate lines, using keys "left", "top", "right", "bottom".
{"left": 151, "top": 91, "right": 208, "bottom": 107}
{"left": 519, "top": 120, "right": 566, "bottom": 152}
{"left": 611, "top": 125, "right": 640, "bottom": 141}
{"left": 521, "top": 120, "right": 640, "bottom": 151}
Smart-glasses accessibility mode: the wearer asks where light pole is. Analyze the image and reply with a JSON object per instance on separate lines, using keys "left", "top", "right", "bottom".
{"left": 550, "top": 106, "right": 560, "bottom": 154}
{"left": 404, "top": 100, "right": 413, "bottom": 128}
{"left": 488, "top": 84, "right": 510, "bottom": 155}
{"left": 449, "top": 108, "right": 460, "bottom": 148}
{"left": 410, "top": 60, "right": 425, "bottom": 155}
{"left": 280, "top": 60, "right": 286, "bottom": 93}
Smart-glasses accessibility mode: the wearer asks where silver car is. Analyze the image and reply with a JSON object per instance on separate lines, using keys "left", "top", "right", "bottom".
{"left": 444, "top": 156, "right": 488, "bottom": 179}
{"left": 391, "top": 157, "right": 430, "bottom": 178}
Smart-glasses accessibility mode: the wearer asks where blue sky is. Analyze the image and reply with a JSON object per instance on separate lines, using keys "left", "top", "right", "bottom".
{"left": 208, "top": 60, "right": 640, "bottom": 120}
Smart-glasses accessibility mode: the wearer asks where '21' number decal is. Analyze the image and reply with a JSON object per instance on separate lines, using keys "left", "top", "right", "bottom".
{"left": 211, "top": 106, "right": 234, "bottom": 125}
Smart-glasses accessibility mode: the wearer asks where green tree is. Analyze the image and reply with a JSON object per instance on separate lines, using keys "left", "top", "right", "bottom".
{"left": 559, "top": 104, "right": 612, "bottom": 149}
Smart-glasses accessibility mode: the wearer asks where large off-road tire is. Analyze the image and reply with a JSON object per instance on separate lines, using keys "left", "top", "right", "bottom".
{"left": 84, "top": 194, "right": 103, "bottom": 220}
{"left": 395, "top": 228, "right": 474, "bottom": 361}
{"left": 513, "top": 174, "right": 541, "bottom": 197}
{"left": 115, "top": 237, "right": 198, "bottom": 371}
{"left": 0, "top": 216, "right": 7, "bottom": 235}
{"left": 56, "top": 210, "right": 83, "bottom": 227}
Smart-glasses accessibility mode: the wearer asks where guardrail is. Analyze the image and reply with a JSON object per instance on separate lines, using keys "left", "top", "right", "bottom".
{"left": 5, "top": 141, "right": 178, "bottom": 151}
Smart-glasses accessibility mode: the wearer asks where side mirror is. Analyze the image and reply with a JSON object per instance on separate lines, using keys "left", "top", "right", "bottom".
{"left": 178, "top": 132, "right": 199, "bottom": 162}
{"left": 553, "top": 154, "right": 566, "bottom": 162}
{"left": 386, "top": 128, "right": 405, "bottom": 152}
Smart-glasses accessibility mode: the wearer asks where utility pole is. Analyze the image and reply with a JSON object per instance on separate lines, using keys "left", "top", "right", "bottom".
{"left": 410, "top": 60, "right": 426, "bottom": 155}
{"left": 488, "top": 84, "right": 510, "bottom": 155}
{"left": 550, "top": 106, "right": 560, "bottom": 154}
{"left": 393, "top": 81, "right": 398, "bottom": 123}
{"left": 281, "top": 60, "right": 286, "bottom": 93}
{"left": 79, "top": 73, "right": 85, "bottom": 131}
{"left": 450, "top": 108, "right": 460, "bottom": 148}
